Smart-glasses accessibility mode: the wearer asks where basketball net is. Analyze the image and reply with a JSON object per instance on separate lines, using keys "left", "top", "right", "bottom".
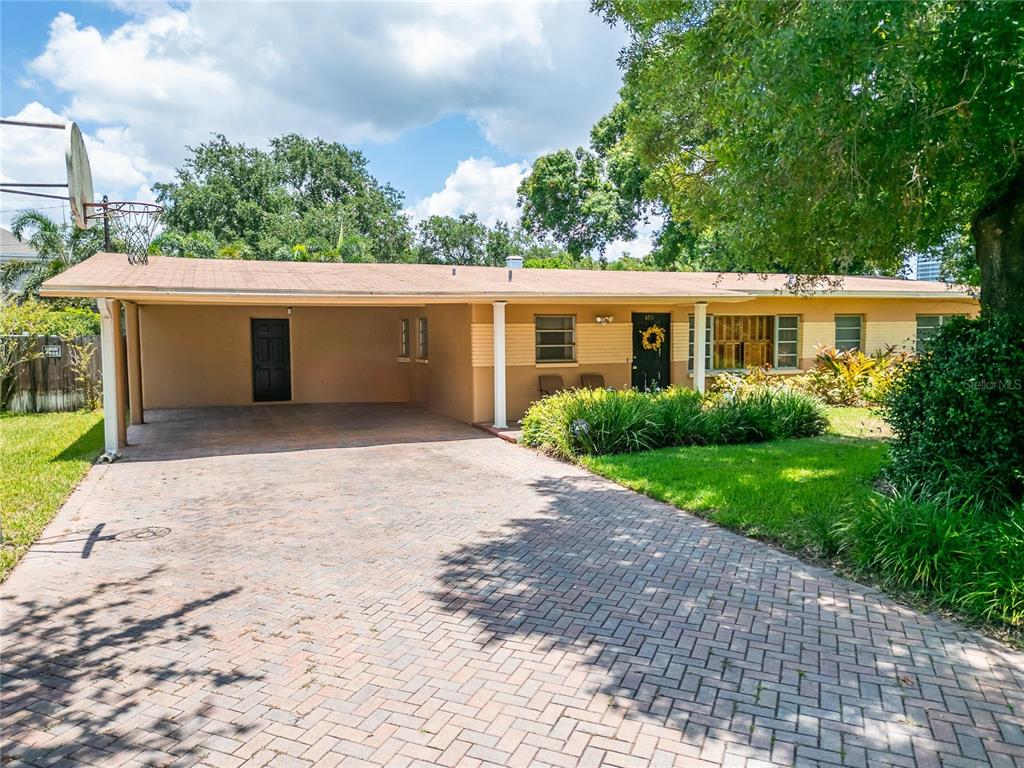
{"left": 87, "top": 197, "right": 163, "bottom": 265}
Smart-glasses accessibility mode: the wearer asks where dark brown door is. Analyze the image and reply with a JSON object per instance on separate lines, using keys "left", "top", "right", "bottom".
{"left": 251, "top": 319, "right": 291, "bottom": 402}
{"left": 632, "top": 312, "right": 671, "bottom": 391}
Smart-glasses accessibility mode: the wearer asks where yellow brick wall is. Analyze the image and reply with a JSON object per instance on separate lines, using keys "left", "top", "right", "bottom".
{"left": 471, "top": 323, "right": 493, "bottom": 367}
{"left": 800, "top": 320, "right": 833, "bottom": 359}
{"left": 864, "top": 321, "right": 918, "bottom": 353}
{"left": 577, "top": 323, "right": 632, "bottom": 364}
{"left": 506, "top": 323, "right": 535, "bottom": 367}
{"left": 475, "top": 321, "right": 633, "bottom": 366}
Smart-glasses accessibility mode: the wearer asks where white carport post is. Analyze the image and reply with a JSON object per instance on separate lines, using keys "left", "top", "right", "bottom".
{"left": 693, "top": 301, "right": 708, "bottom": 394}
{"left": 492, "top": 301, "right": 508, "bottom": 429}
{"left": 97, "top": 298, "right": 122, "bottom": 458}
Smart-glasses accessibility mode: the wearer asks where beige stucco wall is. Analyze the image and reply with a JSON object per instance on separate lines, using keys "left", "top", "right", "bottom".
{"left": 420, "top": 304, "right": 475, "bottom": 424}
{"left": 139, "top": 304, "right": 420, "bottom": 408}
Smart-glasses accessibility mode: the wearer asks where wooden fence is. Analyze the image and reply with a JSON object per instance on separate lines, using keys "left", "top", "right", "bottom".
{"left": 2, "top": 335, "right": 104, "bottom": 413}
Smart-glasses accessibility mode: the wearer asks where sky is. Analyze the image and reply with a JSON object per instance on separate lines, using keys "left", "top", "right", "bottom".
{"left": 0, "top": 1, "right": 654, "bottom": 255}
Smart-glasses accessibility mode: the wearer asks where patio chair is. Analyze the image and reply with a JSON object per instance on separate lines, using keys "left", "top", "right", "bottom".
{"left": 538, "top": 375, "right": 564, "bottom": 397}
{"left": 579, "top": 373, "right": 605, "bottom": 389}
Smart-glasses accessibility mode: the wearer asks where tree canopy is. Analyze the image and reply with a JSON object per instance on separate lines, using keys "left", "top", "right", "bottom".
{"left": 592, "top": 0, "right": 1023, "bottom": 310}
{"left": 154, "top": 134, "right": 413, "bottom": 262}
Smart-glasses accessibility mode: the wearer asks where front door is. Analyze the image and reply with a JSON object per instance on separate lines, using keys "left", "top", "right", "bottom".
{"left": 632, "top": 312, "right": 671, "bottom": 391}
{"left": 251, "top": 318, "right": 291, "bottom": 402}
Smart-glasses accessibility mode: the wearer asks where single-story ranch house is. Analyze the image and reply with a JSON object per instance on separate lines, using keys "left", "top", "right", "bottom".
{"left": 41, "top": 252, "right": 978, "bottom": 456}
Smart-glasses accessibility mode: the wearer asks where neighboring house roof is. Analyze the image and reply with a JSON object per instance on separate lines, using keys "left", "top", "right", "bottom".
{"left": 0, "top": 226, "right": 38, "bottom": 264}
{"left": 1, "top": 227, "right": 39, "bottom": 295}
{"left": 40, "top": 251, "right": 975, "bottom": 303}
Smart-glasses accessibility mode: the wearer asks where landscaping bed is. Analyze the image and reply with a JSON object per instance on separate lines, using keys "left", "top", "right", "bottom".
{"left": 1, "top": 410, "right": 103, "bottom": 580}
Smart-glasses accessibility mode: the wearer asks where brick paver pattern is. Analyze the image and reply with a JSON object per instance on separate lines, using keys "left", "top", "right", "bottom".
{"left": 3, "top": 404, "right": 1022, "bottom": 768}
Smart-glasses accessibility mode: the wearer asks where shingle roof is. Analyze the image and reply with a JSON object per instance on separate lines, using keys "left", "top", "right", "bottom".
{"left": 39, "top": 251, "right": 973, "bottom": 302}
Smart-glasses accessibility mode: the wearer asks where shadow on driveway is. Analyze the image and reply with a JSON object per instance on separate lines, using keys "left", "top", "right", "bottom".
{"left": 1, "top": 568, "right": 256, "bottom": 766}
{"left": 434, "top": 473, "right": 1024, "bottom": 765}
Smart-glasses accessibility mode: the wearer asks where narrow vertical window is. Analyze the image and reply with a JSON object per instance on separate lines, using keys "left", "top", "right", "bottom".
{"left": 417, "top": 317, "right": 428, "bottom": 359}
{"left": 774, "top": 316, "right": 799, "bottom": 368}
{"left": 687, "top": 314, "right": 713, "bottom": 371}
{"left": 399, "top": 318, "right": 410, "bottom": 358}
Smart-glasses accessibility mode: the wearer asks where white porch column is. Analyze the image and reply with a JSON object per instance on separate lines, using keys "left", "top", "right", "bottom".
{"left": 492, "top": 301, "right": 508, "bottom": 429}
{"left": 125, "top": 301, "right": 143, "bottom": 425}
{"left": 693, "top": 301, "right": 708, "bottom": 394}
{"left": 97, "top": 298, "right": 121, "bottom": 457}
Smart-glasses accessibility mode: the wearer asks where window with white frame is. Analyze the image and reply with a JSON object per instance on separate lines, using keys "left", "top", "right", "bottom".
{"left": 774, "top": 316, "right": 800, "bottom": 368}
{"left": 535, "top": 315, "right": 576, "bottom": 363}
{"left": 689, "top": 314, "right": 800, "bottom": 371}
{"left": 400, "top": 318, "right": 410, "bottom": 358}
{"left": 687, "top": 314, "right": 713, "bottom": 372}
{"left": 417, "top": 317, "right": 428, "bottom": 359}
{"left": 834, "top": 315, "right": 863, "bottom": 352}
{"left": 916, "top": 314, "right": 963, "bottom": 353}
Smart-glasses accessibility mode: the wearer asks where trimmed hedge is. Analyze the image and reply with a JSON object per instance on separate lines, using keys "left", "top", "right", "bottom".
{"left": 521, "top": 386, "right": 829, "bottom": 459}
{"left": 882, "top": 313, "right": 1024, "bottom": 507}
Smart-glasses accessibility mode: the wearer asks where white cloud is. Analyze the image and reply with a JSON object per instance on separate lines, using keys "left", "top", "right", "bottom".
{"left": 24, "top": 2, "right": 625, "bottom": 172}
{"left": 0, "top": 102, "right": 161, "bottom": 228}
{"left": 5, "top": 3, "right": 629, "bottom": 237}
{"left": 410, "top": 157, "right": 528, "bottom": 226}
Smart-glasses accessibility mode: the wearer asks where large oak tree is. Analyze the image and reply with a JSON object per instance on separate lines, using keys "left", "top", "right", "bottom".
{"left": 596, "top": 0, "right": 1023, "bottom": 315}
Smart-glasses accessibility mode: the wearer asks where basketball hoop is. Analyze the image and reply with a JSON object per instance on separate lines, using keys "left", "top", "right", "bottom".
{"left": 85, "top": 197, "right": 163, "bottom": 265}
{"left": 1, "top": 119, "right": 161, "bottom": 265}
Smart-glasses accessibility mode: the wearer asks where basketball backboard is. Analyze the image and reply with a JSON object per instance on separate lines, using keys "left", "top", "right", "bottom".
{"left": 65, "top": 122, "right": 94, "bottom": 229}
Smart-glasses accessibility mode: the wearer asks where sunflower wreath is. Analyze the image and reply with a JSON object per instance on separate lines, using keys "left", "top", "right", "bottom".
{"left": 641, "top": 324, "right": 666, "bottom": 352}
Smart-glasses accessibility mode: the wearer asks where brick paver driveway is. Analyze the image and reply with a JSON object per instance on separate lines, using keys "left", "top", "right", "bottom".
{"left": 3, "top": 405, "right": 1023, "bottom": 768}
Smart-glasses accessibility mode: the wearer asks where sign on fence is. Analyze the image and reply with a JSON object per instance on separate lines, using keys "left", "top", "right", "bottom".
{"left": 2, "top": 334, "right": 103, "bottom": 413}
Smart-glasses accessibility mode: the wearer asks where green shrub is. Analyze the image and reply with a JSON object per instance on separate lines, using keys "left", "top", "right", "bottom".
{"left": 839, "top": 488, "right": 1024, "bottom": 629}
{"left": 799, "top": 346, "right": 912, "bottom": 406}
{"left": 0, "top": 299, "right": 99, "bottom": 337}
{"left": 703, "top": 389, "right": 779, "bottom": 443}
{"left": 652, "top": 387, "right": 708, "bottom": 444}
{"left": 521, "top": 385, "right": 829, "bottom": 457}
{"left": 520, "top": 388, "right": 661, "bottom": 458}
{"left": 882, "top": 313, "right": 1024, "bottom": 507}
{"left": 768, "top": 389, "right": 831, "bottom": 439}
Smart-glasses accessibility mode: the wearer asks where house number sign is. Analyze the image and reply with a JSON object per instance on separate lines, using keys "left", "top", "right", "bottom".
{"left": 43, "top": 345, "right": 62, "bottom": 358}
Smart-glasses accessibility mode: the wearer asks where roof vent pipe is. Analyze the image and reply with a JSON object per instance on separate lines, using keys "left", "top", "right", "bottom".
{"left": 506, "top": 255, "right": 523, "bottom": 270}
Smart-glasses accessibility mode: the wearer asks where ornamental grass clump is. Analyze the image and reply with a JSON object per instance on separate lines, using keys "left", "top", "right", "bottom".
{"left": 521, "top": 385, "right": 828, "bottom": 458}
{"left": 520, "top": 388, "right": 661, "bottom": 459}
{"left": 838, "top": 487, "right": 1024, "bottom": 629}
{"left": 652, "top": 387, "right": 707, "bottom": 444}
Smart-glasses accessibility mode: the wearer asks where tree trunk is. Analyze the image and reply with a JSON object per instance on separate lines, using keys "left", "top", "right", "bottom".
{"left": 974, "top": 165, "right": 1024, "bottom": 321}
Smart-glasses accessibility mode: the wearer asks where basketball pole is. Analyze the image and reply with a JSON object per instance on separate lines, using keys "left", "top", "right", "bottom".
{"left": 102, "top": 195, "right": 111, "bottom": 252}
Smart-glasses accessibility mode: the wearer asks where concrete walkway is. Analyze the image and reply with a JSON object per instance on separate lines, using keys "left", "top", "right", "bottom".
{"left": 3, "top": 404, "right": 1022, "bottom": 767}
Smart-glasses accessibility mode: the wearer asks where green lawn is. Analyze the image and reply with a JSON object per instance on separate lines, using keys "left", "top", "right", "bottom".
{"left": 1, "top": 410, "right": 103, "bottom": 580}
{"left": 581, "top": 407, "right": 888, "bottom": 556}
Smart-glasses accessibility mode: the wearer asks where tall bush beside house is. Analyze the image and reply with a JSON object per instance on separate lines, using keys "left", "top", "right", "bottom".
{"left": 882, "top": 314, "right": 1024, "bottom": 506}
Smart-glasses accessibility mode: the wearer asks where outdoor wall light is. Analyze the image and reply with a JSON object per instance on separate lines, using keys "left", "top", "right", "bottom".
{"left": 595, "top": 315, "right": 614, "bottom": 324}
